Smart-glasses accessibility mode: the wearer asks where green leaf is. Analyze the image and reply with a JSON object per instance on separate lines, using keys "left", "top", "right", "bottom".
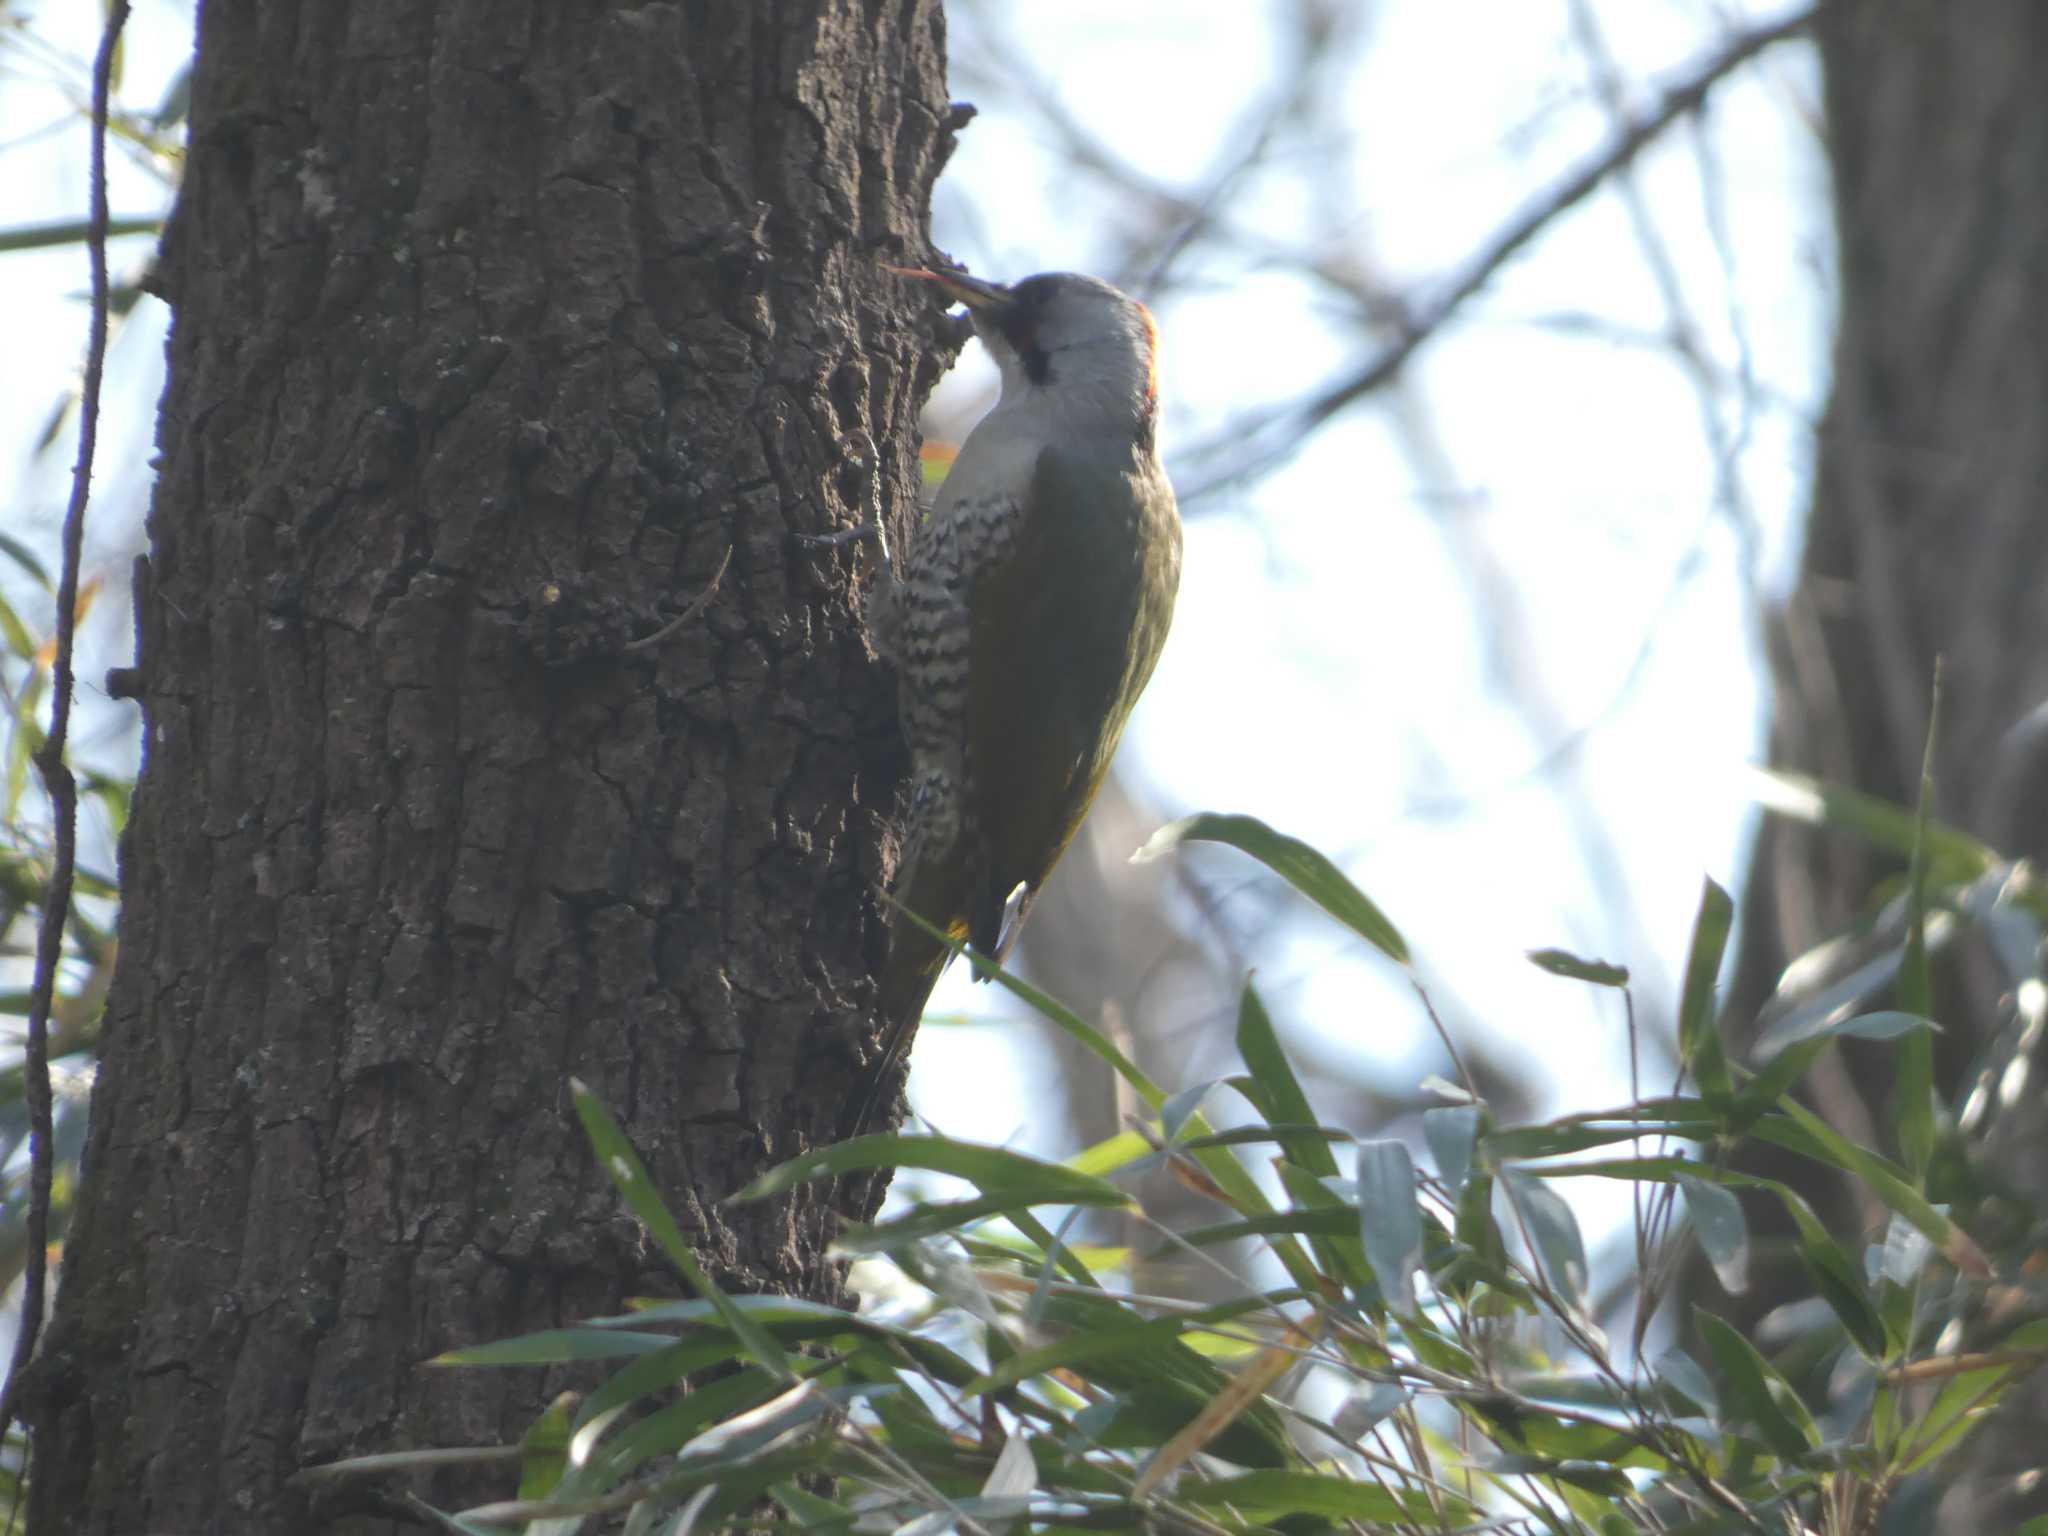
{"left": 1273, "top": 1161, "right": 1375, "bottom": 1296}
{"left": 831, "top": 1192, "right": 1055, "bottom": 1253}
{"left": 1877, "top": 1211, "right": 1934, "bottom": 1288}
{"left": 1653, "top": 1347, "right": 1719, "bottom": 1421}
{"left": 1176, "top": 1208, "right": 1358, "bottom": 1247}
{"left": 1697, "top": 1311, "right": 1816, "bottom": 1460}
{"left": 1747, "top": 1010, "right": 1936, "bottom": 1112}
{"left": 1135, "top": 813, "right": 1409, "bottom": 964}
{"left": 1897, "top": 673, "right": 1941, "bottom": 1178}
{"left": 1677, "top": 1172, "right": 1749, "bottom": 1294}
{"left": 1773, "top": 1185, "right": 1887, "bottom": 1359}
{"left": 1751, "top": 768, "right": 1997, "bottom": 874}
{"left": 965, "top": 1294, "right": 1275, "bottom": 1395}
{"left": 0, "top": 595, "right": 37, "bottom": 662}
{"left": 1451, "top": 1165, "right": 1505, "bottom": 1290}
{"left": 597, "top": 1372, "right": 817, "bottom": 1483}
{"left": 1514, "top": 1154, "right": 1735, "bottom": 1183}
{"left": 1179, "top": 1469, "right": 1420, "bottom": 1523}
{"left": 1527, "top": 948, "right": 1629, "bottom": 987}
{"left": 769, "top": 1482, "right": 851, "bottom": 1530}
{"left": 730, "top": 1134, "right": 1131, "bottom": 1208}
{"left": 1160, "top": 1079, "right": 1224, "bottom": 1141}
{"left": 0, "top": 215, "right": 164, "bottom": 255}
{"left": 8, "top": 669, "right": 47, "bottom": 821}
{"left": 516, "top": 1392, "right": 579, "bottom": 1501}
{"left": 571, "top": 1341, "right": 705, "bottom": 1434}
{"left": 594, "top": 1294, "right": 891, "bottom": 1333}
{"left": 1482, "top": 1097, "right": 1719, "bottom": 1159}
{"left": 896, "top": 901, "right": 1171, "bottom": 1111}
{"left": 1067, "top": 1128, "right": 1155, "bottom": 1180}
{"left": 1677, "top": 877, "right": 1734, "bottom": 1099}
{"left": 1751, "top": 936, "right": 1911, "bottom": 1058}
{"left": 1176, "top": 1124, "right": 1348, "bottom": 1155}
{"left": 1354, "top": 1140, "right": 1422, "bottom": 1315}
{"left": 1547, "top": 1155, "right": 1895, "bottom": 1356}
{"left": 0, "top": 531, "right": 54, "bottom": 591}
{"left": 643, "top": 1440, "right": 837, "bottom": 1529}
{"left": 1976, "top": 870, "right": 2043, "bottom": 988}
{"left": 1424, "top": 1104, "right": 1485, "bottom": 1197}
{"left": 895, "top": 948, "right": 1325, "bottom": 1294}
{"left": 1335, "top": 1382, "right": 1412, "bottom": 1439}
{"left": 390, "top": 1497, "right": 499, "bottom": 1534}
{"left": 1895, "top": 1352, "right": 2033, "bottom": 1475}
{"left": 434, "top": 1329, "right": 681, "bottom": 1366}
{"left": 570, "top": 1078, "right": 792, "bottom": 1380}
{"left": 1754, "top": 1100, "right": 1989, "bottom": 1277}
{"left": 1506, "top": 1172, "right": 1588, "bottom": 1313}
{"left": 979, "top": 968, "right": 1162, "bottom": 1103}
{"left": 153, "top": 60, "right": 192, "bottom": 128}
{"left": 1233, "top": 982, "right": 1338, "bottom": 1177}
{"left": 1488, "top": 1455, "right": 1632, "bottom": 1496}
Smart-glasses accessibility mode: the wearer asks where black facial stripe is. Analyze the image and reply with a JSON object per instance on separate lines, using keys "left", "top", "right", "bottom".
{"left": 994, "top": 273, "right": 1072, "bottom": 382}
{"left": 1006, "top": 274, "right": 1071, "bottom": 310}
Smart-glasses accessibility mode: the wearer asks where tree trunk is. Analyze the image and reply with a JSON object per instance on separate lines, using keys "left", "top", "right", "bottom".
{"left": 28, "top": 3, "right": 957, "bottom": 1528}
{"left": 1723, "top": 1, "right": 2048, "bottom": 1522}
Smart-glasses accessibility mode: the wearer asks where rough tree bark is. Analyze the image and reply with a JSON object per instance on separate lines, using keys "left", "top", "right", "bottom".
{"left": 28, "top": 3, "right": 960, "bottom": 1529}
{"left": 1722, "top": 1, "right": 2048, "bottom": 1522}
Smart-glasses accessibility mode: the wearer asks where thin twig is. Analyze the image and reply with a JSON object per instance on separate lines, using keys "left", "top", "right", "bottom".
{"left": 0, "top": 0, "right": 131, "bottom": 1464}
{"left": 1409, "top": 977, "right": 1480, "bottom": 1104}
{"left": 620, "top": 546, "right": 733, "bottom": 653}
{"left": 1178, "top": 0, "right": 1829, "bottom": 503}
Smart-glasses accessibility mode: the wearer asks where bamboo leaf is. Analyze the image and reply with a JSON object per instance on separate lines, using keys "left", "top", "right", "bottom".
{"left": 1425, "top": 1104, "right": 1485, "bottom": 1198}
{"left": 730, "top": 1134, "right": 1130, "bottom": 1208}
{"left": 1677, "top": 1172, "right": 1749, "bottom": 1295}
{"left": 1507, "top": 1172, "right": 1589, "bottom": 1313}
{"left": 433, "top": 1329, "right": 681, "bottom": 1367}
{"left": 1528, "top": 948, "right": 1629, "bottom": 987}
{"left": 0, "top": 215, "right": 163, "bottom": 255}
{"left": 1896, "top": 668, "right": 1941, "bottom": 1178}
{"left": 1677, "top": 877, "right": 1734, "bottom": 1099}
{"left": 1234, "top": 982, "right": 1338, "bottom": 1176}
{"left": 1180, "top": 1469, "right": 1422, "bottom": 1523}
{"left": 1135, "top": 813, "right": 1409, "bottom": 963}
{"left": 571, "top": 1079, "right": 792, "bottom": 1380}
{"left": 1697, "top": 1311, "right": 1815, "bottom": 1460}
{"left": 1751, "top": 768, "right": 1997, "bottom": 873}
{"left": 1355, "top": 1140, "right": 1423, "bottom": 1315}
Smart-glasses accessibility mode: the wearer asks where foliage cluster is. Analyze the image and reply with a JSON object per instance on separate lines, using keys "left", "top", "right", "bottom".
{"left": 302, "top": 809, "right": 2048, "bottom": 1535}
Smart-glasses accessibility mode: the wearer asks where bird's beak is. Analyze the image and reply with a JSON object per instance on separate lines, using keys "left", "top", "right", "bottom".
{"left": 884, "top": 264, "right": 1012, "bottom": 314}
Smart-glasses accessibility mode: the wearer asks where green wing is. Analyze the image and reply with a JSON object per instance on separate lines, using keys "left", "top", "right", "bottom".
{"left": 964, "top": 443, "right": 1182, "bottom": 956}
{"left": 868, "top": 443, "right": 1181, "bottom": 1123}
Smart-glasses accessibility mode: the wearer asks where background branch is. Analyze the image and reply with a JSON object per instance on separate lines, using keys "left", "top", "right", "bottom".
{"left": 1178, "top": 0, "right": 1829, "bottom": 502}
{"left": 0, "top": 0, "right": 131, "bottom": 1456}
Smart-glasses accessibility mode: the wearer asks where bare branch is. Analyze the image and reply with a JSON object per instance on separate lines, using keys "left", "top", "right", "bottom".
{"left": 621, "top": 545, "right": 734, "bottom": 653}
{"left": 1179, "top": 0, "right": 1830, "bottom": 503}
{"left": 0, "top": 0, "right": 131, "bottom": 1458}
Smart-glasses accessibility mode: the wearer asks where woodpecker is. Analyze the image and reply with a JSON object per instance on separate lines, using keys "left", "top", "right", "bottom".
{"left": 844, "top": 265, "right": 1182, "bottom": 1133}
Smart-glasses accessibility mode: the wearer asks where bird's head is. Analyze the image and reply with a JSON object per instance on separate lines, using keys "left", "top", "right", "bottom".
{"left": 888, "top": 266, "right": 1160, "bottom": 448}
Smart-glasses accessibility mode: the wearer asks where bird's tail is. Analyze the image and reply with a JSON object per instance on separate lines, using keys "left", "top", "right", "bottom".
{"left": 847, "top": 847, "right": 971, "bottom": 1140}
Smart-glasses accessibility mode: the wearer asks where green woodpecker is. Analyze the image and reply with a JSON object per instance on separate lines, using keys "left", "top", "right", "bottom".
{"left": 849, "top": 265, "right": 1182, "bottom": 1132}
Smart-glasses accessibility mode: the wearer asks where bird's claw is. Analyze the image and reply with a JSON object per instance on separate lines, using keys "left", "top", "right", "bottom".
{"left": 797, "top": 521, "right": 883, "bottom": 552}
